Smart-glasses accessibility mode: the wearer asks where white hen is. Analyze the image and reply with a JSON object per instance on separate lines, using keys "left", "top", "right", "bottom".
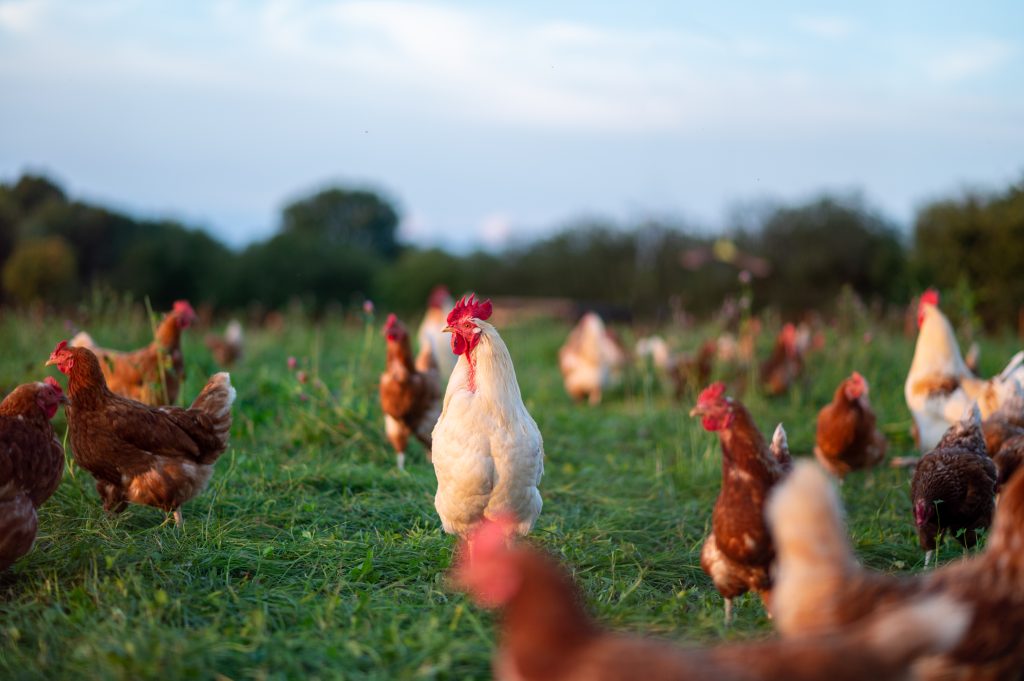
{"left": 905, "top": 289, "right": 1024, "bottom": 451}
{"left": 432, "top": 295, "right": 544, "bottom": 538}
{"left": 416, "top": 285, "right": 458, "bottom": 383}
{"left": 559, "top": 312, "right": 615, "bottom": 405}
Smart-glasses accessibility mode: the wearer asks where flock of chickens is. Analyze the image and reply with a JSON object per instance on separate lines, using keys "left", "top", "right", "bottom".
{"left": 4, "top": 285, "right": 1024, "bottom": 679}
{"left": 381, "top": 286, "right": 1024, "bottom": 680}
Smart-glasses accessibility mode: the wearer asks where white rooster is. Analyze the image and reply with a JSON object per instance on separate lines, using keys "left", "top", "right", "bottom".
{"left": 431, "top": 295, "right": 544, "bottom": 539}
{"left": 906, "top": 289, "right": 1024, "bottom": 451}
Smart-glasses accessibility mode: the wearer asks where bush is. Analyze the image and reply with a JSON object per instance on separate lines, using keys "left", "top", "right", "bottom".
{"left": 2, "top": 236, "right": 78, "bottom": 305}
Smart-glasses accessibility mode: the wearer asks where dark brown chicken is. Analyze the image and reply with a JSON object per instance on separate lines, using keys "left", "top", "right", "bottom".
{"left": 691, "top": 382, "right": 790, "bottom": 623}
{"left": 814, "top": 372, "right": 887, "bottom": 479}
{"left": 0, "top": 379, "right": 67, "bottom": 570}
{"left": 71, "top": 300, "right": 197, "bottom": 405}
{"left": 771, "top": 460, "right": 1024, "bottom": 681}
{"left": 992, "top": 434, "right": 1024, "bottom": 493}
{"left": 910, "top": 405, "right": 996, "bottom": 565}
{"left": 47, "top": 341, "right": 234, "bottom": 527}
{"left": 760, "top": 323, "right": 803, "bottom": 396}
{"left": 453, "top": 516, "right": 970, "bottom": 681}
{"left": 379, "top": 314, "right": 441, "bottom": 470}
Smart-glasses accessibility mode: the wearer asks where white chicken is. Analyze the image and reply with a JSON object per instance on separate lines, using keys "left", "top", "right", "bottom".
{"left": 905, "top": 289, "right": 1024, "bottom": 451}
{"left": 431, "top": 295, "right": 544, "bottom": 539}
{"left": 559, "top": 312, "right": 619, "bottom": 405}
{"left": 416, "top": 285, "right": 458, "bottom": 382}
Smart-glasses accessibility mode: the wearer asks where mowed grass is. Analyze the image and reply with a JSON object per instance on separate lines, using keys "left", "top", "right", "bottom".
{"left": 0, "top": 303, "right": 1018, "bottom": 680}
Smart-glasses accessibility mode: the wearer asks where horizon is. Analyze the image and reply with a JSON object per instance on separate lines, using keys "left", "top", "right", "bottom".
{"left": 1, "top": 0, "right": 1022, "bottom": 250}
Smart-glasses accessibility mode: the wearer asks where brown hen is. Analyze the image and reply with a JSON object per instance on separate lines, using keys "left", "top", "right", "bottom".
{"left": 691, "top": 382, "right": 790, "bottom": 623}
{"left": 47, "top": 341, "right": 234, "bottom": 527}
{"left": 0, "top": 379, "right": 67, "bottom": 570}
{"left": 379, "top": 313, "right": 441, "bottom": 470}
{"left": 71, "top": 300, "right": 197, "bottom": 405}
{"left": 815, "top": 372, "right": 887, "bottom": 479}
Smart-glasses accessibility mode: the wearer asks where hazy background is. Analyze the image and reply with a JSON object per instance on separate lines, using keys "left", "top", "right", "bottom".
{"left": 1, "top": 1, "right": 1022, "bottom": 326}
{"left": 2, "top": 1, "right": 1022, "bottom": 249}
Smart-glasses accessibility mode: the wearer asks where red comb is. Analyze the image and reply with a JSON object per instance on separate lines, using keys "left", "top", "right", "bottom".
{"left": 447, "top": 294, "right": 493, "bottom": 325}
{"left": 173, "top": 300, "right": 196, "bottom": 316}
{"left": 384, "top": 313, "right": 399, "bottom": 330}
{"left": 44, "top": 376, "right": 62, "bottom": 393}
{"left": 920, "top": 289, "right": 939, "bottom": 308}
{"left": 51, "top": 340, "right": 69, "bottom": 355}
{"left": 697, "top": 382, "right": 727, "bottom": 405}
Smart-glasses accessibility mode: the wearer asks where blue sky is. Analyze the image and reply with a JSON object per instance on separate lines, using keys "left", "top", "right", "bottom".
{"left": 1, "top": 1, "right": 1022, "bottom": 249}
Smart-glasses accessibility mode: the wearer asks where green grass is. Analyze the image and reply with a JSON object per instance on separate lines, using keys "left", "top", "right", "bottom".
{"left": 0, "top": 305, "right": 1018, "bottom": 679}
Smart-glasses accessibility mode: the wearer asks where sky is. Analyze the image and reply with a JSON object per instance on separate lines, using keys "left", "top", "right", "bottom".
{"left": 1, "top": 1, "right": 1022, "bottom": 250}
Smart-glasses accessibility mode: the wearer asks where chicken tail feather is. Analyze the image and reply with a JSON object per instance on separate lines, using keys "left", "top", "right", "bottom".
{"left": 998, "top": 350, "right": 1024, "bottom": 381}
{"left": 190, "top": 372, "right": 235, "bottom": 446}
{"left": 859, "top": 594, "right": 971, "bottom": 667}
{"left": 767, "top": 461, "right": 857, "bottom": 635}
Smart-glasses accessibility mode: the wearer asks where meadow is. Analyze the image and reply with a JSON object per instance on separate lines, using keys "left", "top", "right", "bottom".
{"left": 0, "top": 301, "right": 1016, "bottom": 680}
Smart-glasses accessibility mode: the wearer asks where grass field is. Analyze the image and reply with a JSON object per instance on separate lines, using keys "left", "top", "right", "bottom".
{"left": 0, "top": 302, "right": 1016, "bottom": 680}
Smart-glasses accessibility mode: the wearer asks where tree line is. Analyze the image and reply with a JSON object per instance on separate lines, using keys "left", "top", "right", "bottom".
{"left": 0, "top": 172, "right": 1021, "bottom": 327}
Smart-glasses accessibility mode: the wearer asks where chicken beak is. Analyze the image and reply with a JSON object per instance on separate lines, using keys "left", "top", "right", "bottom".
{"left": 442, "top": 325, "right": 454, "bottom": 334}
{"left": 689, "top": 405, "right": 703, "bottom": 417}
{"left": 44, "top": 357, "right": 57, "bottom": 367}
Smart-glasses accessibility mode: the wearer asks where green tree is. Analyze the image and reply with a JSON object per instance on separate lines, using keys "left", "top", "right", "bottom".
{"left": 752, "top": 195, "right": 907, "bottom": 314}
{"left": 2, "top": 236, "right": 78, "bottom": 305}
{"left": 281, "top": 187, "right": 400, "bottom": 259}
{"left": 9, "top": 174, "right": 65, "bottom": 214}
{"left": 914, "top": 180, "right": 1024, "bottom": 328}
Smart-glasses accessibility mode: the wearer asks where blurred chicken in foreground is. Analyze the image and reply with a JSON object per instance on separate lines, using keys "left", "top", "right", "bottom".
{"left": 906, "top": 289, "right": 1024, "bottom": 450}
{"left": 815, "top": 372, "right": 887, "bottom": 479}
{"left": 0, "top": 379, "right": 67, "bottom": 570}
{"left": 452, "top": 515, "right": 970, "bottom": 681}
{"left": 71, "top": 300, "right": 198, "bottom": 405}
{"left": 379, "top": 313, "right": 441, "bottom": 470}
{"left": 771, "top": 460, "right": 1024, "bottom": 680}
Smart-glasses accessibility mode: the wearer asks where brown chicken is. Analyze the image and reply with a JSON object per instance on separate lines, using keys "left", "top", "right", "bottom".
{"left": 691, "top": 382, "right": 791, "bottom": 623}
{"left": 760, "top": 323, "right": 803, "bottom": 396}
{"left": 0, "top": 378, "right": 67, "bottom": 570}
{"left": 379, "top": 314, "right": 441, "bottom": 470}
{"left": 910, "top": 405, "right": 996, "bottom": 565}
{"left": 992, "top": 434, "right": 1024, "bottom": 493}
{"left": 47, "top": 340, "right": 235, "bottom": 527}
{"left": 453, "top": 516, "right": 970, "bottom": 681}
{"left": 204, "top": 319, "right": 243, "bottom": 367}
{"left": 71, "top": 300, "right": 198, "bottom": 405}
{"left": 814, "top": 372, "right": 887, "bottom": 479}
{"left": 771, "top": 460, "right": 1024, "bottom": 681}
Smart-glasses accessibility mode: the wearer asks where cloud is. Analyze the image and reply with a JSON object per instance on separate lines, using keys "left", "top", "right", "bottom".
{"left": 0, "top": 0, "right": 47, "bottom": 32}
{"left": 478, "top": 213, "right": 513, "bottom": 249}
{"left": 793, "top": 14, "right": 855, "bottom": 40}
{"left": 927, "top": 39, "right": 1016, "bottom": 82}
